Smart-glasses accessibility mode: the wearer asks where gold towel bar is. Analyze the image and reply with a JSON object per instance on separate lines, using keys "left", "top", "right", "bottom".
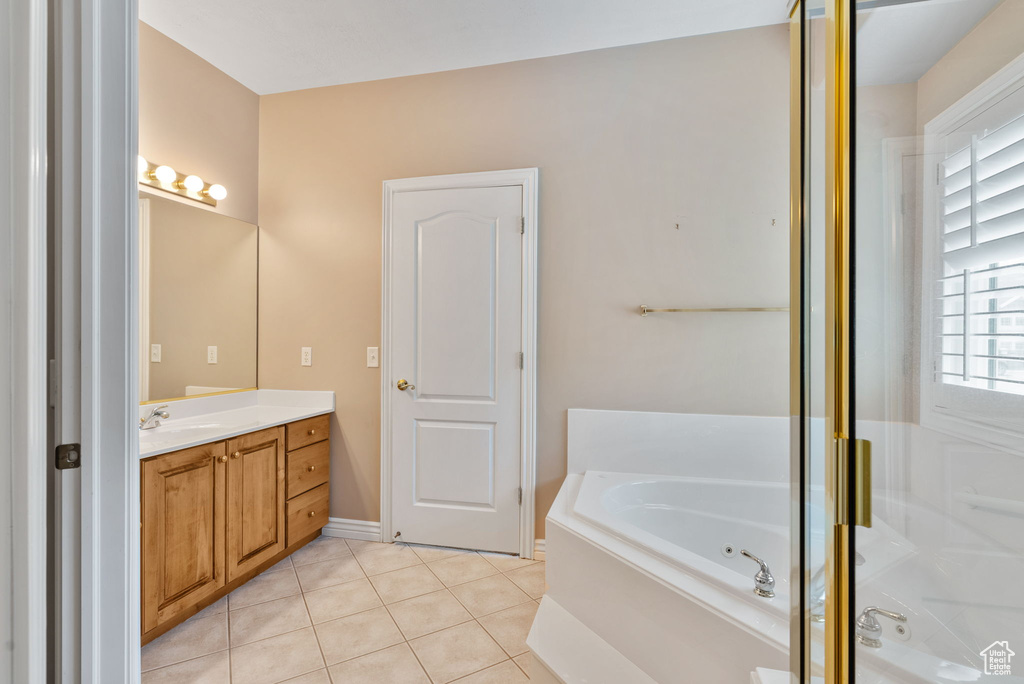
{"left": 639, "top": 305, "right": 790, "bottom": 316}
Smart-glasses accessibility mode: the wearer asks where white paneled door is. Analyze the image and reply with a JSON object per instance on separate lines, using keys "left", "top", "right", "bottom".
{"left": 389, "top": 184, "right": 524, "bottom": 553}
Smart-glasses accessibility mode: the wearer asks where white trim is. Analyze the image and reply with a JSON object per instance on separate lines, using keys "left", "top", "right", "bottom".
{"left": 533, "top": 539, "right": 546, "bottom": 560}
{"left": 1, "top": 0, "right": 49, "bottom": 678}
{"left": 322, "top": 517, "right": 383, "bottom": 542}
{"left": 138, "top": 199, "right": 151, "bottom": 402}
{"left": 920, "top": 50, "right": 1024, "bottom": 454}
{"left": 380, "top": 168, "right": 539, "bottom": 559}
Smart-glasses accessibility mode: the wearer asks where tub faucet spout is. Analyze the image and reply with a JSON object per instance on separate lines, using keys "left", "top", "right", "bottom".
{"left": 740, "top": 549, "right": 775, "bottom": 598}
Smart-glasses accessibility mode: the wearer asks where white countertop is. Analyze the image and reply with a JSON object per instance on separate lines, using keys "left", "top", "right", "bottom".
{"left": 139, "top": 389, "right": 335, "bottom": 459}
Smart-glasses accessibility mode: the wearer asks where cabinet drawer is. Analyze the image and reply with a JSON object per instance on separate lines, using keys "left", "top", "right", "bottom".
{"left": 287, "top": 440, "right": 330, "bottom": 499}
{"left": 287, "top": 483, "right": 329, "bottom": 544}
{"left": 287, "top": 415, "right": 330, "bottom": 451}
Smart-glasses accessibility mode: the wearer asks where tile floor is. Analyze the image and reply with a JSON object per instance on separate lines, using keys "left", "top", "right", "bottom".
{"left": 141, "top": 537, "right": 546, "bottom": 684}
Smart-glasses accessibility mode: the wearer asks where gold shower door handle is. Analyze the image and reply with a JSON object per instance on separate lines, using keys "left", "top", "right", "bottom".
{"left": 397, "top": 379, "right": 415, "bottom": 391}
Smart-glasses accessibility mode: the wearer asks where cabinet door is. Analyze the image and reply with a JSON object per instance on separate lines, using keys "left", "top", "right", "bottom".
{"left": 142, "top": 442, "right": 226, "bottom": 634}
{"left": 225, "top": 427, "right": 286, "bottom": 581}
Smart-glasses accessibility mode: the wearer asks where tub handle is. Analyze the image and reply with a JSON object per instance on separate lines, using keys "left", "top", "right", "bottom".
{"left": 740, "top": 550, "right": 776, "bottom": 599}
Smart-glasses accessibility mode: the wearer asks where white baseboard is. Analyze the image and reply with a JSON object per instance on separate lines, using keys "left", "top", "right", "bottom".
{"left": 322, "top": 517, "right": 382, "bottom": 542}
{"left": 534, "top": 538, "right": 546, "bottom": 560}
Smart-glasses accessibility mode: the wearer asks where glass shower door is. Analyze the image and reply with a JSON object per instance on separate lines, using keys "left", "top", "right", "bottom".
{"left": 850, "top": 0, "right": 1024, "bottom": 682}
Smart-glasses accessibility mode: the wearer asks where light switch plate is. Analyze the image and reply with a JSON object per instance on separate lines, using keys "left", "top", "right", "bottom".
{"left": 301, "top": 347, "right": 313, "bottom": 367}
{"left": 207, "top": 346, "right": 218, "bottom": 364}
{"left": 367, "top": 347, "right": 379, "bottom": 368}
{"left": 150, "top": 344, "right": 162, "bottom": 363}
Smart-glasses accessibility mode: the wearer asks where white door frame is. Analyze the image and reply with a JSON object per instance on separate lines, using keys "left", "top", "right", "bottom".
{"left": 51, "top": 0, "right": 140, "bottom": 681}
{"left": 1, "top": 0, "right": 49, "bottom": 679}
{"left": 380, "top": 168, "right": 539, "bottom": 559}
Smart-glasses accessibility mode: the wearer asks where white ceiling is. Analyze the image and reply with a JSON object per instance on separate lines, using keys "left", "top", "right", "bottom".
{"left": 139, "top": 0, "right": 789, "bottom": 95}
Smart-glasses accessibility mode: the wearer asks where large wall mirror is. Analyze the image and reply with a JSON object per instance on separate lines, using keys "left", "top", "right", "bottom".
{"left": 139, "top": 192, "right": 258, "bottom": 403}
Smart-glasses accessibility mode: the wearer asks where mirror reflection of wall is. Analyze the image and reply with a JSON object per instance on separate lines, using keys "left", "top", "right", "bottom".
{"left": 139, "top": 192, "right": 258, "bottom": 402}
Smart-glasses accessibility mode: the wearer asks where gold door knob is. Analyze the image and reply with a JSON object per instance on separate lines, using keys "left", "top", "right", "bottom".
{"left": 307, "top": 465, "right": 316, "bottom": 472}
{"left": 397, "top": 379, "right": 415, "bottom": 391}
{"left": 218, "top": 455, "right": 228, "bottom": 463}
{"left": 231, "top": 451, "right": 241, "bottom": 459}
{"left": 308, "top": 511, "right": 316, "bottom": 518}
{"left": 308, "top": 429, "right": 316, "bottom": 436}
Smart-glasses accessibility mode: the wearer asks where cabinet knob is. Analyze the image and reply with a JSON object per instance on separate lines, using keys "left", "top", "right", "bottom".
{"left": 231, "top": 451, "right": 241, "bottom": 459}
{"left": 308, "top": 429, "right": 316, "bottom": 436}
{"left": 308, "top": 511, "right": 316, "bottom": 518}
{"left": 218, "top": 455, "right": 228, "bottom": 463}
{"left": 307, "top": 465, "right": 316, "bottom": 472}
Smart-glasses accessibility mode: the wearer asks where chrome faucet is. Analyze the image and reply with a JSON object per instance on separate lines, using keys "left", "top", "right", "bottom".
{"left": 140, "top": 405, "right": 169, "bottom": 430}
{"left": 740, "top": 550, "right": 775, "bottom": 598}
{"left": 855, "top": 606, "right": 907, "bottom": 648}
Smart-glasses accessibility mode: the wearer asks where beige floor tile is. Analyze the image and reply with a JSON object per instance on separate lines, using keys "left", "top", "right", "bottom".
{"left": 504, "top": 563, "right": 546, "bottom": 599}
{"left": 314, "top": 606, "right": 404, "bottom": 665}
{"left": 427, "top": 554, "right": 499, "bottom": 587}
{"left": 369, "top": 564, "right": 444, "bottom": 604}
{"left": 477, "top": 552, "right": 539, "bottom": 574}
{"left": 448, "top": 575, "right": 532, "bottom": 618}
{"left": 453, "top": 660, "right": 528, "bottom": 683}
{"left": 294, "top": 555, "right": 365, "bottom": 592}
{"left": 353, "top": 543, "right": 423, "bottom": 576}
{"left": 303, "top": 577, "right": 382, "bottom": 624}
{"left": 387, "top": 589, "right": 473, "bottom": 640}
{"left": 407, "top": 544, "right": 475, "bottom": 563}
{"left": 228, "top": 594, "right": 311, "bottom": 646}
{"left": 265, "top": 555, "right": 295, "bottom": 574}
{"left": 228, "top": 567, "right": 301, "bottom": 610}
{"left": 477, "top": 602, "right": 539, "bottom": 657}
{"left": 408, "top": 622, "right": 506, "bottom": 683}
{"left": 229, "top": 627, "right": 324, "bottom": 684}
{"left": 141, "top": 651, "right": 230, "bottom": 684}
{"left": 512, "top": 654, "right": 530, "bottom": 677}
{"left": 280, "top": 669, "right": 331, "bottom": 684}
{"left": 197, "top": 595, "right": 228, "bottom": 618}
{"left": 290, "top": 537, "right": 353, "bottom": 567}
{"left": 142, "top": 611, "right": 228, "bottom": 672}
{"left": 326, "top": 642, "right": 430, "bottom": 684}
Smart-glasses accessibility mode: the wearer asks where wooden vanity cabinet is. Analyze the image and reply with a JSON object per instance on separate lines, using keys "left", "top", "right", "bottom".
{"left": 142, "top": 416, "right": 331, "bottom": 645}
{"left": 141, "top": 442, "right": 226, "bottom": 635}
{"left": 225, "top": 427, "right": 286, "bottom": 581}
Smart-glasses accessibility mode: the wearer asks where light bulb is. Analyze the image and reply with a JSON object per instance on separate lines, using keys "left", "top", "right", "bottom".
{"left": 154, "top": 165, "right": 176, "bottom": 185}
{"left": 183, "top": 175, "right": 204, "bottom": 192}
{"left": 206, "top": 184, "right": 227, "bottom": 201}
{"left": 137, "top": 156, "right": 148, "bottom": 177}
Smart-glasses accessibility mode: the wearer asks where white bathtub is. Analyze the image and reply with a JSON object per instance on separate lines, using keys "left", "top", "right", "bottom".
{"left": 574, "top": 471, "right": 791, "bottom": 613}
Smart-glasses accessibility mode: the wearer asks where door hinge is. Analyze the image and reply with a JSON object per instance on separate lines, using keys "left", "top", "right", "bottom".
{"left": 520, "top": 216, "right": 525, "bottom": 234}
{"left": 835, "top": 437, "right": 871, "bottom": 528}
{"left": 55, "top": 443, "right": 81, "bottom": 470}
{"left": 518, "top": 352, "right": 524, "bottom": 369}
{"left": 517, "top": 487, "right": 523, "bottom": 505}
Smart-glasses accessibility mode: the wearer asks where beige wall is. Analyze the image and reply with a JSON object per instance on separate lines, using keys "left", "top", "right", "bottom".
{"left": 145, "top": 194, "right": 258, "bottom": 401}
{"left": 917, "top": 0, "right": 1024, "bottom": 128}
{"left": 140, "top": 22, "right": 259, "bottom": 224}
{"left": 258, "top": 25, "right": 791, "bottom": 536}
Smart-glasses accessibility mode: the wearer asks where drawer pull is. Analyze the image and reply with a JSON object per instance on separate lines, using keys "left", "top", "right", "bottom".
{"left": 218, "top": 455, "right": 228, "bottom": 463}
{"left": 308, "top": 510, "right": 316, "bottom": 518}
{"left": 307, "top": 465, "right": 316, "bottom": 472}
{"left": 231, "top": 451, "right": 241, "bottom": 459}
{"left": 308, "top": 429, "right": 316, "bottom": 436}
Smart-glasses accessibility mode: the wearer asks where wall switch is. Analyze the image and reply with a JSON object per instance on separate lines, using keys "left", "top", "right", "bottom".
{"left": 151, "top": 344, "right": 162, "bottom": 363}
{"left": 207, "top": 346, "right": 218, "bottom": 364}
{"left": 301, "top": 347, "right": 313, "bottom": 367}
{"left": 367, "top": 347, "right": 379, "bottom": 368}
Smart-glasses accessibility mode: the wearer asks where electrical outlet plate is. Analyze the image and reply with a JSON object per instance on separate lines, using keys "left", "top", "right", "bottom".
{"left": 151, "top": 343, "right": 161, "bottom": 363}
{"left": 301, "top": 347, "right": 312, "bottom": 367}
{"left": 207, "top": 346, "right": 218, "bottom": 364}
{"left": 367, "top": 346, "right": 379, "bottom": 368}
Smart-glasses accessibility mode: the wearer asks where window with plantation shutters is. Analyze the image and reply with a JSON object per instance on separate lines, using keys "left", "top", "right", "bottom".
{"left": 923, "top": 57, "right": 1024, "bottom": 446}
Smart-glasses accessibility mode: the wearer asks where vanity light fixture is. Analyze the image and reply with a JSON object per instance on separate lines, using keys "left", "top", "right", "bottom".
{"left": 137, "top": 155, "right": 227, "bottom": 207}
